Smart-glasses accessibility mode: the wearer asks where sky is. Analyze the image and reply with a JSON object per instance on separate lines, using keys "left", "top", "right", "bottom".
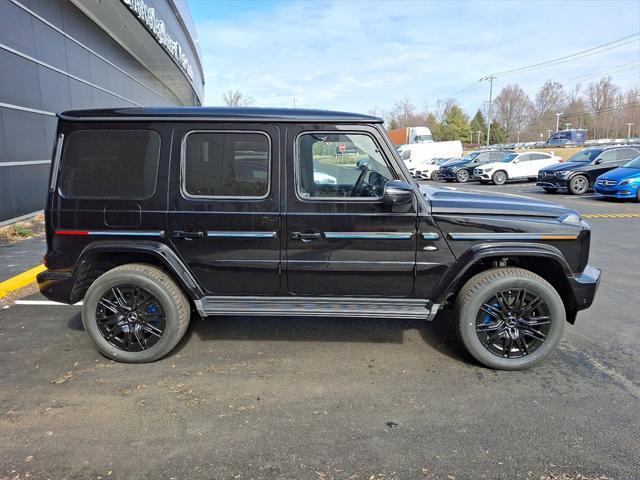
{"left": 188, "top": 0, "right": 640, "bottom": 117}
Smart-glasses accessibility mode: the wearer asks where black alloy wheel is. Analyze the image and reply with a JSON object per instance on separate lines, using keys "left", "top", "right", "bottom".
{"left": 475, "top": 288, "right": 551, "bottom": 359}
{"left": 456, "top": 169, "right": 470, "bottom": 183}
{"left": 96, "top": 285, "right": 166, "bottom": 352}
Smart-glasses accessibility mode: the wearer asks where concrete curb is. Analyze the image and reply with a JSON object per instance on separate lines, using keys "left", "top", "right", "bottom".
{"left": 0, "top": 264, "right": 46, "bottom": 299}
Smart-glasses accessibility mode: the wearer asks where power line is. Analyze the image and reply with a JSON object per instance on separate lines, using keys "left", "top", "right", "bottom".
{"left": 493, "top": 33, "right": 639, "bottom": 77}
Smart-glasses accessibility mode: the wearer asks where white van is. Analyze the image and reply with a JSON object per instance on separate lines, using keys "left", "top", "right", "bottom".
{"left": 399, "top": 141, "right": 463, "bottom": 170}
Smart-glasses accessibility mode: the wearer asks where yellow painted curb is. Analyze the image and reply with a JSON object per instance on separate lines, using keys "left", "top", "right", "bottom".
{"left": 0, "top": 264, "right": 46, "bottom": 299}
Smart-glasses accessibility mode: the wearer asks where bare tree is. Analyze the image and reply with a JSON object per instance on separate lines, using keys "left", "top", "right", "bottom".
{"left": 494, "top": 84, "right": 533, "bottom": 142}
{"left": 221, "top": 89, "right": 254, "bottom": 107}
{"left": 384, "top": 98, "right": 429, "bottom": 129}
{"left": 586, "top": 77, "right": 619, "bottom": 138}
{"left": 532, "top": 80, "right": 566, "bottom": 136}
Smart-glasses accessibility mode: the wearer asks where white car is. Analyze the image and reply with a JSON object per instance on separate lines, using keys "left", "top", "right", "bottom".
{"left": 313, "top": 170, "right": 337, "bottom": 184}
{"left": 473, "top": 151, "right": 561, "bottom": 185}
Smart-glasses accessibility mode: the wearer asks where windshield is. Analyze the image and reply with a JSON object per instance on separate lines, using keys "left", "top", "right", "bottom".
{"left": 462, "top": 152, "right": 480, "bottom": 162}
{"left": 567, "top": 149, "right": 603, "bottom": 163}
{"left": 623, "top": 156, "right": 640, "bottom": 169}
{"left": 415, "top": 134, "right": 433, "bottom": 142}
{"left": 500, "top": 153, "right": 518, "bottom": 163}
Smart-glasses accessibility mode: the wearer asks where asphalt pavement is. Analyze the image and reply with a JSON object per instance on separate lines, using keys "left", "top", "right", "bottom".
{"left": 0, "top": 180, "right": 638, "bottom": 480}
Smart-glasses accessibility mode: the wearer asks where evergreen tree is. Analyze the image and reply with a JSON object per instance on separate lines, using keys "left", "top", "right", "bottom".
{"left": 489, "top": 121, "right": 508, "bottom": 144}
{"left": 469, "top": 110, "right": 487, "bottom": 144}
{"left": 440, "top": 105, "right": 471, "bottom": 142}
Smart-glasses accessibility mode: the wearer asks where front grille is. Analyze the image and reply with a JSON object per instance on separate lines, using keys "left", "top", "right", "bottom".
{"left": 596, "top": 179, "right": 617, "bottom": 186}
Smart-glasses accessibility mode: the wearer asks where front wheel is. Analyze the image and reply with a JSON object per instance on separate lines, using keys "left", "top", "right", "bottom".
{"left": 430, "top": 171, "right": 439, "bottom": 181}
{"left": 492, "top": 170, "right": 508, "bottom": 185}
{"left": 568, "top": 175, "right": 589, "bottom": 195}
{"left": 456, "top": 267, "right": 565, "bottom": 370}
{"left": 82, "top": 264, "right": 191, "bottom": 363}
{"left": 456, "top": 169, "right": 470, "bottom": 183}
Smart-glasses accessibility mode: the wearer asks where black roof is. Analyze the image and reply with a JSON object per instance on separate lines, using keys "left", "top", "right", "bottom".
{"left": 58, "top": 107, "right": 383, "bottom": 123}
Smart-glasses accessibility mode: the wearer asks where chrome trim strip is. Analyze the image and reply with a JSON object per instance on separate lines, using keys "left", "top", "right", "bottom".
{"left": 9, "top": 0, "right": 177, "bottom": 105}
{"left": 324, "top": 232, "right": 413, "bottom": 240}
{"left": 0, "top": 101, "right": 55, "bottom": 117}
{"left": 0, "top": 160, "right": 51, "bottom": 167}
{"left": 0, "top": 42, "right": 142, "bottom": 107}
{"left": 448, "top": 232, "right": 578, "bottom": 241}
{"left": 49, "top": 134, "right": 64, "bottom": 191}
{"left": 207, "top": 231, "right": 277, "bottom": 238}
{"left": 421, "top": 232, "right": 440, "bottom": 240}
{"left": 88, "top": 231, "right": 164, "bottom": 237}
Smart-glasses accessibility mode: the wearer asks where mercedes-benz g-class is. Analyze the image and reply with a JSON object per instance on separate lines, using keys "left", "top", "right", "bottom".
{"left": 38, "top": 107, "right": 600, "bottom": 370}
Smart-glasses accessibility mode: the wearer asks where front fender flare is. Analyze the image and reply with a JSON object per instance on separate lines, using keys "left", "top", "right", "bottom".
{"left": 432, "top": 242, "right": 572, "bottom": 304}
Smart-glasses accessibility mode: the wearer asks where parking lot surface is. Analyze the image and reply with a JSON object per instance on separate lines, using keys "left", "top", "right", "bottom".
{"left": 1, "top": 181, "right": 639, "bottom": 480}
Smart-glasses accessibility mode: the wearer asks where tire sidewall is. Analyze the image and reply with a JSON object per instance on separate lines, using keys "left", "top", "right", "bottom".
{"left": 431, "top": 171, "right": 439, "bottom": 181}
{"left": 458, "top": 274, "right": 565, "bottom": 370}
{"left": 492, "top": 171, "right": 507, "bottom": 185}
{"left": 82, "top": 268, "right": 184, "bottom": 363}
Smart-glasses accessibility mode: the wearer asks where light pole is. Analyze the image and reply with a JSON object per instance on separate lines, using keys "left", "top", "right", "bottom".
{"left": 476, "top": 130, "right": 482, "bottom": 145}
{"left": 547, "top": 129, "right": 552, "bottom": 138}
{"left": 564, "top": 123, "right": 571, "bottom": 131}
{"left": 627, "top": 123, "right": 634, "bottom": 139}
{"left": 555, "top": 112, "right": 563, "bottom": 132}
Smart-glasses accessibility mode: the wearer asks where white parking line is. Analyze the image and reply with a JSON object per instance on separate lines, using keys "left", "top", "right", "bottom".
{"left": 14, "top": 300, "right": 82, "bottom": 306}
{"left": 562, "top": 194, "right": 600, "bottom": 199}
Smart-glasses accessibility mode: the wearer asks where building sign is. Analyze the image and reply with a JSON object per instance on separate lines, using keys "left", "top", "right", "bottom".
{"left": 121, "top": 0, "right": 194, "bottom": 81}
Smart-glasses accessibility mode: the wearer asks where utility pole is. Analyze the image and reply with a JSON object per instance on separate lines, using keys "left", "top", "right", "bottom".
{"left": 476, "top": 130, "right": 482, "bottom": 145}
{"left": 627, "top": 123, "right": 634, "bottom": 138}
{"left": 482, "top": 75, "right": 496, "bottom": 147}
{"left": 293, "top": 97, "right": 297, "bottom": 108}
{"left": 555, "top": 112, "right": 563, "bottom": 132}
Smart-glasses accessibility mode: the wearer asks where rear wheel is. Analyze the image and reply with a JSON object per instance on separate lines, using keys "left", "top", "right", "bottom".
{"left": 456, "top": 169, "right": 470, "bottom": 183}
{"left": 492, "top": 170, "right": 508, "bottom": 185}
{"left": 430, "top": 171, "right": 439, "bottom": 181}
{"left": 636, "top": 189, "right": 640, "bottom": 203}
{"left": 82, "top": 264, "right": 191, "bottom": 363}
{"left": 456, "top": 268, "right": 565, "bottom": 370}
{"left": 568, "top": 175, "right": 589, "bottom": 195}
{"left": 543, "top": 187, "right": 558, "bottom": 193}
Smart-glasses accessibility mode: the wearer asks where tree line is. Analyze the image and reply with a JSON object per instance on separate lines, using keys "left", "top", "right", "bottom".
{"left": 380, "top": 77, "right": 639, "bottom": 144}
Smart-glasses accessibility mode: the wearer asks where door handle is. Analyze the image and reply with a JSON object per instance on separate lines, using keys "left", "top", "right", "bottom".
{"left": 172, "top": 230, "right": 204, "bottom": 240}
{"left": 291, "top": 232, "right": 321, "bottom": 241}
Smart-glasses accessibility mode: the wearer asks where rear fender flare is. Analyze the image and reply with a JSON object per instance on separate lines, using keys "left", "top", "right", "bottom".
{"left": 74, "top": 240, "right": 204, "bottom": 300}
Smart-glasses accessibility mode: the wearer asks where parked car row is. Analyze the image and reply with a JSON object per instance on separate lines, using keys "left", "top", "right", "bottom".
{"left": 486, "top": 137, "right": 640, "bottom": 150}
{"left": 409, "top": 145, "right": 640, "bottom": 202}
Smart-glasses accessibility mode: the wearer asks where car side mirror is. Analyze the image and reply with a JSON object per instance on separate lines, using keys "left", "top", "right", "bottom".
{"left": 594, "top": 159, "right": 603, "bottom": 165}
{"left": 382, "top": 180, "right": 414, "bottom": 213}
{"left": 357, "top": 159, "right": 371, "bottom": 170}
{"left": 513, "top": 158, "right": 519, "bottom": 163}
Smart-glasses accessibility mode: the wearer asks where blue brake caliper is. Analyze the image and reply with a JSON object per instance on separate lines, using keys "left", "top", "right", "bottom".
{"left": 484, "top": 303, "right": 500, "bottom": 324}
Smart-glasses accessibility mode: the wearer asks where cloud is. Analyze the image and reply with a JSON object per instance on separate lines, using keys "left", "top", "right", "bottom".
{"left": 193, "top": 0, "right": 640, "bottom": 115}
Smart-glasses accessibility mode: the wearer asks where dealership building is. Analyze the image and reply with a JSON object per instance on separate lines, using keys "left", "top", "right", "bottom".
{"left": 0, "top": 0, "right": 204, "bottom": 224}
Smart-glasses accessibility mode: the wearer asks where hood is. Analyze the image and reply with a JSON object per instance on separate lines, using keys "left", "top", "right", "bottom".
{"left": 540, "top": 161, "right": 590, "bottom": 173}
{"left": 420, "top": 185, "right": 574, "bottom": 218}
{"left": 598, "top": 166, "right": 640, "bottom": 181}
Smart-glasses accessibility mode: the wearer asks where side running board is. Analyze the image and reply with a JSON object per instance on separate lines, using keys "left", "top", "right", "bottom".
{"left": 194, "top": 296, "right": 440, "bottom": 321}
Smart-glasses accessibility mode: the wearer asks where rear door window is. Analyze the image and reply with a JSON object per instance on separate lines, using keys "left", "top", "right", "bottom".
{"left": 59, "top": 130, "right": 160, "bottom": 199}
{"left": 183, "top": 131, "right": 270, "bottom": 198}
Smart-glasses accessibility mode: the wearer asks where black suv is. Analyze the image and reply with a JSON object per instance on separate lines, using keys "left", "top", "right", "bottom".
{"left": 438, "top": 150, "right": 508, "bottom": 183}
{"left": 38, "top": 107, "right": 600, "bottom": 370}
{"left": 537, "top": 145, "right": 640, "bottom": 195}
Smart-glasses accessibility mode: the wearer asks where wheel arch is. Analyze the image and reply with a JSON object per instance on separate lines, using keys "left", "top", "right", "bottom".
{"left": 433, "top": 243, "right": 578, "bottom": 323}
{"left": 69, "top": 240, "right": 204, "bottom": 304}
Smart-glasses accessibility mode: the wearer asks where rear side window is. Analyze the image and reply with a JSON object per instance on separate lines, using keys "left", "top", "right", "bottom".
{"left": 59, "top": 130, "right": 160, "bottom": 199}
{"left": 183, "top": 131, "right": 270, "bottom": 198}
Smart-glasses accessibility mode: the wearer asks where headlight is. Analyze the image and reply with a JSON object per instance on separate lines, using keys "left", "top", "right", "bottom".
{"left": 618, "top": 178, "right": 638, "bottom": 186}
{"left": 484, "top": 167, "right": 493, "bottom": 173}
{"left": 557, "top": 213, "right": 582, "bottom": 225}
{"left": 555, "top": 171, "right": 571, "bottom": 177}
